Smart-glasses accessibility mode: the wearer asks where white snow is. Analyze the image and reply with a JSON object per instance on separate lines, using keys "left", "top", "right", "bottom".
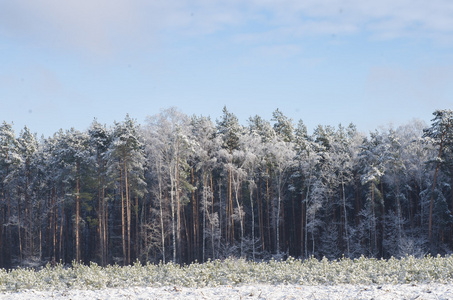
{"left": 2, "top": 284, "right": 453, "bottom": 300}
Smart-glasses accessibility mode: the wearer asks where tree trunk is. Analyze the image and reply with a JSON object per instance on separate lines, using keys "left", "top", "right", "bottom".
{"left": 218, "top": 179, "right": 222, "bottom": 255}
{"left": 157, "top": 162, "right": 165, "bottom": 263}
{"left": 300, "top": 189, "right": 305, "bottom": 258}
{"left": 257, "top": 176, "right": 264, "bottom": 252}
{"left": 38, "top": 200, "right": 42, "bottom": 261}
{"left": 250, "top": 181, "right": 255, "bottom": 260}
{"left": 371, "top": 182, "right": 375, "bottom": 254}
{"left": 304, "top": 175, "right": 311, "bottom": 258}
{"left": 124, "top": 158, "right": 131, "bottom": 265}
{"left": 202, "top": 175, "right": 207, "bottom": 262}
{"left": 276, "top": 189, "right": 281, "bottom": 254}
{"left": 233, "top": 180, "right": 244, "bottom": 257}
{"left": 76, "top": 159, "right": 81, "bottom": 262}
{"left": 210, "top": 174, "right": 215, "bottom": 259}
{"left": 176, "top": 151, "right": 181, "bottom": 263}
{"left": 104, "top": 192, "right": 108, "bottom": 264}
{"left": 120, "top": 164, "right": 126, "bottom": 265}
{"left": 228, "top": 166, "right": 233, "bottom": 244}
{"left": 191, "top": 167, "right": 197, "bottom": 261}
{"left": 59, "top": 203, "right": 64, "bottom": 262}
{"left": 170, "top": 164, "right": 176, "bottom": 263}
{"left": 429, "top": 129, "right": 447, "bottom": 242}
{"left": 97, "top": 155, "right": 104, "bottom": 266}
{"left": 342, "top": 179, "right": 350, "bottom": 257}
{"left": 18, "top": 199, "right": 22, "bottom": 264}
{"left": 24, "top": 163, "right": 29, "bottom": 260}
{"left": 135, "top": 195, "right": 139, "bottom": 262}
{"left": 52, "top": 187, "right": 56, "bottom": 261}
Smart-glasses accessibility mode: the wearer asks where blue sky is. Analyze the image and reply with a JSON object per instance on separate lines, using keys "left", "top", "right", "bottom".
{"left": 1, "top": 0, "right": 453, "bottom": 138}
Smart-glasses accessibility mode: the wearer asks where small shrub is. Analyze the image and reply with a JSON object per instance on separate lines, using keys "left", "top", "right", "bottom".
{"left": 1, "top": 255, "right": 453, "bottom": 293}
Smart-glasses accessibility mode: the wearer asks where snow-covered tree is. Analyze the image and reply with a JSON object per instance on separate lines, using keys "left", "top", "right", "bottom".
{"left": 268, "top": 110, "right": 296, "bottom": 254}
{"left": 359, "top": 130, "right": 388, "bottom": 256}
{"left": 216, "top": 107, "right": 243, "bottom": 247}
{"left": 0, "top": 122, "right": 17, "bottom": 266}
{"left": 144, "top": 108, "right": 192, "bottom": 263}
{"left": 109, "top": 115, "right": 146, "bottom": 265}
{"left": 57, "top": 128, "right": 90, "bottom": 262}
{"left": 190, "top": 115, "right": 221, "bottom": 261}
{"left": 423, "top": 109, "right": 453, "bottom": 243}
{"left": 14, "top": 126, "right": 38, "bottom": 263}
{"left": 88, "top": 120, "right": 112, "bottom": 266}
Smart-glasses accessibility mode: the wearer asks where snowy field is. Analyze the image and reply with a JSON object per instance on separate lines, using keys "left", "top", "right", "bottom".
{"left": 2, "top": 256, "right": 453, "bottom": 299}
{"left": 2, "top": 283, "right": 453, "bottom": 299}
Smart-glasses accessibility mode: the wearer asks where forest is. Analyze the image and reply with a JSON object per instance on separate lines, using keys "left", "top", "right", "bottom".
{"left": 0, "top": 107, "right": 452, "bottom": 268}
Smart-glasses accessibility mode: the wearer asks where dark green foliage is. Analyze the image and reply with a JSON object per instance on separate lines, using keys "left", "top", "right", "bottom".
{"left": 1, "top": 109, "right": 453, "bottom": 268}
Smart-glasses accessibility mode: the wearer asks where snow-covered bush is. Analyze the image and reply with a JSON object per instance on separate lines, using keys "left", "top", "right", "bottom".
{"left": 1, "top": 255, "right": 453, "bottom": 293}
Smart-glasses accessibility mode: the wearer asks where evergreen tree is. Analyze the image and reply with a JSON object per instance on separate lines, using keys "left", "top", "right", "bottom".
{"left": 190, "top": 115, "right": 221, "bottom": 261}
{"left": 109, "top": 115, "right": 146, "bottom": 265}
{"left": 216, "top": 107, "right": 243, "bottom": 246}
{"left": 88, "top": 120, "right": 112, "bottom": 266}
{"left": 423, "top": 109, "right": 453, "bottom": 244}
{"left": 0, "top": 122, "right": 16, "bottom": 267}
{"left": 15, "top": 127, "right": 38, "bottom": 263}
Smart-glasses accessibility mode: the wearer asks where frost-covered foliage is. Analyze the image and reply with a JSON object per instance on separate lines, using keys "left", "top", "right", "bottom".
{"left": 2, "top": 256, "right": 453, "bottom": 293}
{"left": 2, "top": 109, "right": 453, "bottom": 268}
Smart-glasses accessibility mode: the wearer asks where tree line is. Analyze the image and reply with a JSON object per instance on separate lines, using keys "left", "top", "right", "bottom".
{"left": 0, "top": 107, "right": 452, "bottom": 268}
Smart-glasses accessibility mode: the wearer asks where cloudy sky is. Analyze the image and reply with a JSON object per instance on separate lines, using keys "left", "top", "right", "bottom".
{"left": 1, "top": 0, "right": 453, "bottom": 137}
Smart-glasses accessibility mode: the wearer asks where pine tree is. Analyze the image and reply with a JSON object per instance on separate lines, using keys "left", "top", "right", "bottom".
{"left": 217, "top": 107, "right": 243, "bottom": 246}
{"left": 423, "top": 109, "right": 453, "bottom": 243}
{"left": 0, "top": 122, "right": 17, "bottom": 267}
{"left": 110, "top": 115, "right": 146, "bottom": 265}
{"left": 88, "top": 120, "right": 112, "bottom": 266}
{"left": 359, "top": 130, "right": 387, "bottom": 256}
{"left": 57, "top": 128, "right": 90, "bottom": 262}
{"left": 190, "top": 115, "right": 220, "bottom": 261}
{"left": 15, "top": 126, "right": 38, "bottom": 263}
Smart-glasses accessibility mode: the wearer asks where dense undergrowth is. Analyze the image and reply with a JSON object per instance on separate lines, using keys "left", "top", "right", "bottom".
{"left": 1, "top": 255, "right": 453, "bottom": 292}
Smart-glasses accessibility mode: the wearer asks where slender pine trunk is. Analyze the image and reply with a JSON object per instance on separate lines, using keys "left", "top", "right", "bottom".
{"left": 429, "top": 129, "right": 446, "bottom": 242}
{"left": 76, "top": 159, "right": 80, "bottom": 262}
{"left": 124, "top": 158, "right": 131, "bottom": 265}
{"left": 120, "top": 164, "right": 126, "bottom": 265}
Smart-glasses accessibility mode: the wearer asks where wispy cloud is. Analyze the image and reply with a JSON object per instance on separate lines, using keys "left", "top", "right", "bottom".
{"left": 0, "top": 1, "right": 137, "bottom": 54}
{"left": 247, "top": 0, "right": 453, "bottom": 43}
{"left": 1, "top": 0, "right": 452, "bottom": 58}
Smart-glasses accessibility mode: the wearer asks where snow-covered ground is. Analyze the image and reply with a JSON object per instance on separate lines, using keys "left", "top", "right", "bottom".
{"left": 2, "top": 284, "right": 453, "bottom": 300}
{"left": 3, "top": 256, "right": 453, "bottom": 299}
